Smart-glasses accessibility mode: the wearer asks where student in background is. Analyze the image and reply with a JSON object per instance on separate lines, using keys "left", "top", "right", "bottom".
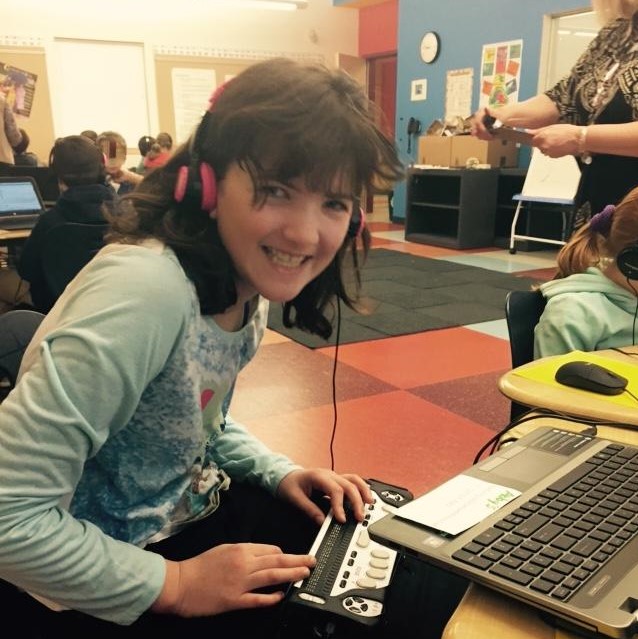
{"left": 534, "top": 188, "right": 638, "bottom": 358}
{"left": 80, "top": 129, "right": 98, "bottom": 144}
{"left": 17, "top": 135, "right": 113, "bottom": 313}
{"left": 472, "top": 0, "right": 638, "bottom": 233}
{"left": 0, "top": 90, "right": 22, "bottom": 165}
{"left": 135, "top": 134, "right": 155, "bottom": 175}
{"left": 143, "top": 131, "right": 173, "bottom": 171}
{"left": 0, "top": 58, "right": 465, "bottom": 638}
{"left": 13, "top": 128, "right": 39, "bottom": 166}
{"left": 96, "top": 130, "right": 142, "bottom": 194}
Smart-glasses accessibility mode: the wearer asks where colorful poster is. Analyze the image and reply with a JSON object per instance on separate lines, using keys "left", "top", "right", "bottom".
{"left": 479, "top": 40, "right": 523, "bottom": 108}
{"left": 0, "top": 63, "right": 37, "bottom": 118}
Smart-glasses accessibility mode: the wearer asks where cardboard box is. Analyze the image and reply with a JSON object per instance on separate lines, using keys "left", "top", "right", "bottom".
{"left": 450, "top": 136, "right": 518, "bottom": 168}
{"left": 417, "top": 135, "right": 452, "bottom": 166}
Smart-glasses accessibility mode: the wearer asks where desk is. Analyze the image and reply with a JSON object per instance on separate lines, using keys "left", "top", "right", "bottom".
{"left": 443, "top": 414, "right": 638, "bottom": 639}
{"left": 0, "top": 228, "right": 30, "bottom": 242}
{"left": 498, "top": 347, "right": 638, "bottom": 426}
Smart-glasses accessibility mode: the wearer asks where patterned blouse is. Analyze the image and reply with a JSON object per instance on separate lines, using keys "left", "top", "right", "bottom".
{"left": 545, "top": 14, "right": 638, "bottom": 217}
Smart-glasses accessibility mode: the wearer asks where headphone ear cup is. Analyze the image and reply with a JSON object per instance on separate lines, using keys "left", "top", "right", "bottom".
{"left": 173, "top": 163, "right": 218, "bottom": 211}
{"left": 199, "top": 162, "right": 217, "bottom": 211}
{"left": 347, "top": 207, "right": 366, "bottom": 239}
{"left": 617, "top": 244, "right": 638, "bottom": 279}
{"left": 174, "top": 165, "right": 190, "bottom": 203}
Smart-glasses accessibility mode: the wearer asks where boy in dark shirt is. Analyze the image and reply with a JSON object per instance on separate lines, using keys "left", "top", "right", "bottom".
{"left": 17, "top": 135, "right": 113, "bottom": 312}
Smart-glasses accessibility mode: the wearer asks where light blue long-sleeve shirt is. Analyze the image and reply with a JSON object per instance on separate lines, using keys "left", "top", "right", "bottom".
{"left": 0, "top": 241, "right": 299, "bottom": 624}
{"left": 535, "top": 267, "right": 638, "bottom": 358}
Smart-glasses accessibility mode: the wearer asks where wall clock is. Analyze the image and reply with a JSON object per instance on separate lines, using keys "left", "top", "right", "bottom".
{"left": 420, "top": 31, "right": 440, "bottom": 64}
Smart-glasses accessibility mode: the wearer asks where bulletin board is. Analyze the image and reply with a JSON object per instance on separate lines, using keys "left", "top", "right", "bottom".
{"left": 154, "top": 56, "right": 251, "bottom": 147}
{"left": 0, "top": 46, "right": 54, "bottom": 164}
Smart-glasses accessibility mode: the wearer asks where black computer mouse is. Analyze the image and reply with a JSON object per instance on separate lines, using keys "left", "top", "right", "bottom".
{"left": 554, "top": 360, "right": 628, "bottom": 395}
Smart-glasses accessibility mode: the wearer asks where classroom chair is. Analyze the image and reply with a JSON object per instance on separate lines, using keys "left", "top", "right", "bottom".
{"left": 504, "top": 289, "right": 547, "bottom": 420}
{"left": 0, "top": 309, "right": 45, "bottom": 399}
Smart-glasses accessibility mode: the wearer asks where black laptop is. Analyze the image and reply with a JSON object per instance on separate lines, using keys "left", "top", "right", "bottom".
{"left": 0, "top": 165, "right": 60, "bottom": 206}
{"left": 369, "top": 427, "right": 638, "bottom": 638}
{"left": 0, "top": 176, "right": 46, "bottom": 230}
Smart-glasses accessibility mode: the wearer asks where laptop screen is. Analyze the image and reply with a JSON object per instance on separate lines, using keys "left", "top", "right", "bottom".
{"left": 0, "top": 165, "right": 60, "bottom": 203}
{"left": 0, "top": 177, "right": 45, "bottom": 218}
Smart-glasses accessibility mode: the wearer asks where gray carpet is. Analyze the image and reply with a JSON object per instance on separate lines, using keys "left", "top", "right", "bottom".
{"left": 267, "top": 248, "right": 543, "bottom": 348}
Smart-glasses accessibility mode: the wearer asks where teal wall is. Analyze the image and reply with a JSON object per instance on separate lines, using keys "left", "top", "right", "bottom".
{"left": 393, "top": 0, "right": 588, "bottom": 221}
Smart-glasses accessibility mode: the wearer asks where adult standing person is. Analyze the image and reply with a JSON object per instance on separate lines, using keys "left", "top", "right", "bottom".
{"left": 13, "top": 128, "right": 39, "bottom": 166}
{"left": 0, "top": 89, "right": 22, "bottom": 164}
{"left": 472, "top": 0, "right": 638, "bottom": 232}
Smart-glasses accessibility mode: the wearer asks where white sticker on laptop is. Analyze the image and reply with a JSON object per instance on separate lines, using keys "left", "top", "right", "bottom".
{"left": 396, "top": 475, "right": 521, "bottom": 536}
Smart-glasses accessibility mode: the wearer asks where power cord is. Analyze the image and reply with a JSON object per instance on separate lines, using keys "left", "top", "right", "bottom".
{"left": 328, "top": 297, "right": 342, "bottom": 472}
{"left": 628, "top": 277, "right": 638, "bottom": 346}
{"left": 610, "top": 347, "right": 638, "bottom": 357}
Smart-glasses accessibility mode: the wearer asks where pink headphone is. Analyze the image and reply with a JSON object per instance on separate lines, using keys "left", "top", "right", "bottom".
{"left": 173, "top": 83, "right": 230, "bottom": 211}
{"left": 347, "top": 206, "right": 365, "bottom": 239}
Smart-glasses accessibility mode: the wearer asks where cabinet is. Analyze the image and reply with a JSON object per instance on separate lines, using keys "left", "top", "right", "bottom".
{"left": 405, "top": 168, "right": 499, "bottom": 249}
{"left": 494, "top": 169, "right": 568, "bottom": 251}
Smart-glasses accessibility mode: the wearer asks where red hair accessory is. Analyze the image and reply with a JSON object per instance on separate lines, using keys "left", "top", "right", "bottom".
{"left": 207, "top": 80, "right": 232, "bottom": 112}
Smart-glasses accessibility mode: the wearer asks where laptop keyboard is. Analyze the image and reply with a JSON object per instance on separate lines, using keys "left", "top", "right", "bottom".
{"left": 452, "top": 442, "right": 638, "bottom": 601}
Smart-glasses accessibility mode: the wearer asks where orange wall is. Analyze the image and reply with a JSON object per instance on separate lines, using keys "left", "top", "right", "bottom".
{"left": 359, "top": 0, "right": 397, "bottom": 57}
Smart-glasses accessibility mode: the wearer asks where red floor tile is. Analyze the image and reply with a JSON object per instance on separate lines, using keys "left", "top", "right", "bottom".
{"left": 516, "top": 266, "right": 556, "bottom": 281}
{"left": 232, "top": 341, "right": 396, "bottom": 422}
{"left": 370, "top": 236, "right": 403, "bottom": 248}
{"left": 367, "top": 221, "right": 403, "bottom": 232}
{"left": 243, "top": 390, "right": 494, "bottom": 496}
{"left": 318, "top": 327, "right": 511, "bottom": 389}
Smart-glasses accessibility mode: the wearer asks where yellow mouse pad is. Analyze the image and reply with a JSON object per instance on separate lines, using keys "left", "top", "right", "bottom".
{"left": 512, "top": 350, "right": 638, "bottom": 408}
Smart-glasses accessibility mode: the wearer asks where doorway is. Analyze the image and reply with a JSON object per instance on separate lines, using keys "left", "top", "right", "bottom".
{"left": 367, "top": 54, "right": 397, "bottom": 219}
{"left": 540, "top": 9, "right": 598, "bottom": 91}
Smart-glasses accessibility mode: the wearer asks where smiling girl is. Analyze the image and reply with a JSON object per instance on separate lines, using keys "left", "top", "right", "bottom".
{"left": 0, "top": 58, "right": 410, "bottom": 636}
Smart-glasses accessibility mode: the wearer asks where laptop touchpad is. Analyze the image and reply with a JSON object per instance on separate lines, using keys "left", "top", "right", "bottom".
{"left": 476, "top": 447, "right": 565, "bottom": 490}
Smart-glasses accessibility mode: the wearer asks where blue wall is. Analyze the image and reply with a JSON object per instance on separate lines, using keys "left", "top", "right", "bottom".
{"left": 393, "top": 0, "right": 587, "bottom": 221}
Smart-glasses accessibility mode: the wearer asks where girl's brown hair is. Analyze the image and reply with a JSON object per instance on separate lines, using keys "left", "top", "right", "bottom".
{"left": 108, "top": 58, "right": 404, "bottom": 338}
